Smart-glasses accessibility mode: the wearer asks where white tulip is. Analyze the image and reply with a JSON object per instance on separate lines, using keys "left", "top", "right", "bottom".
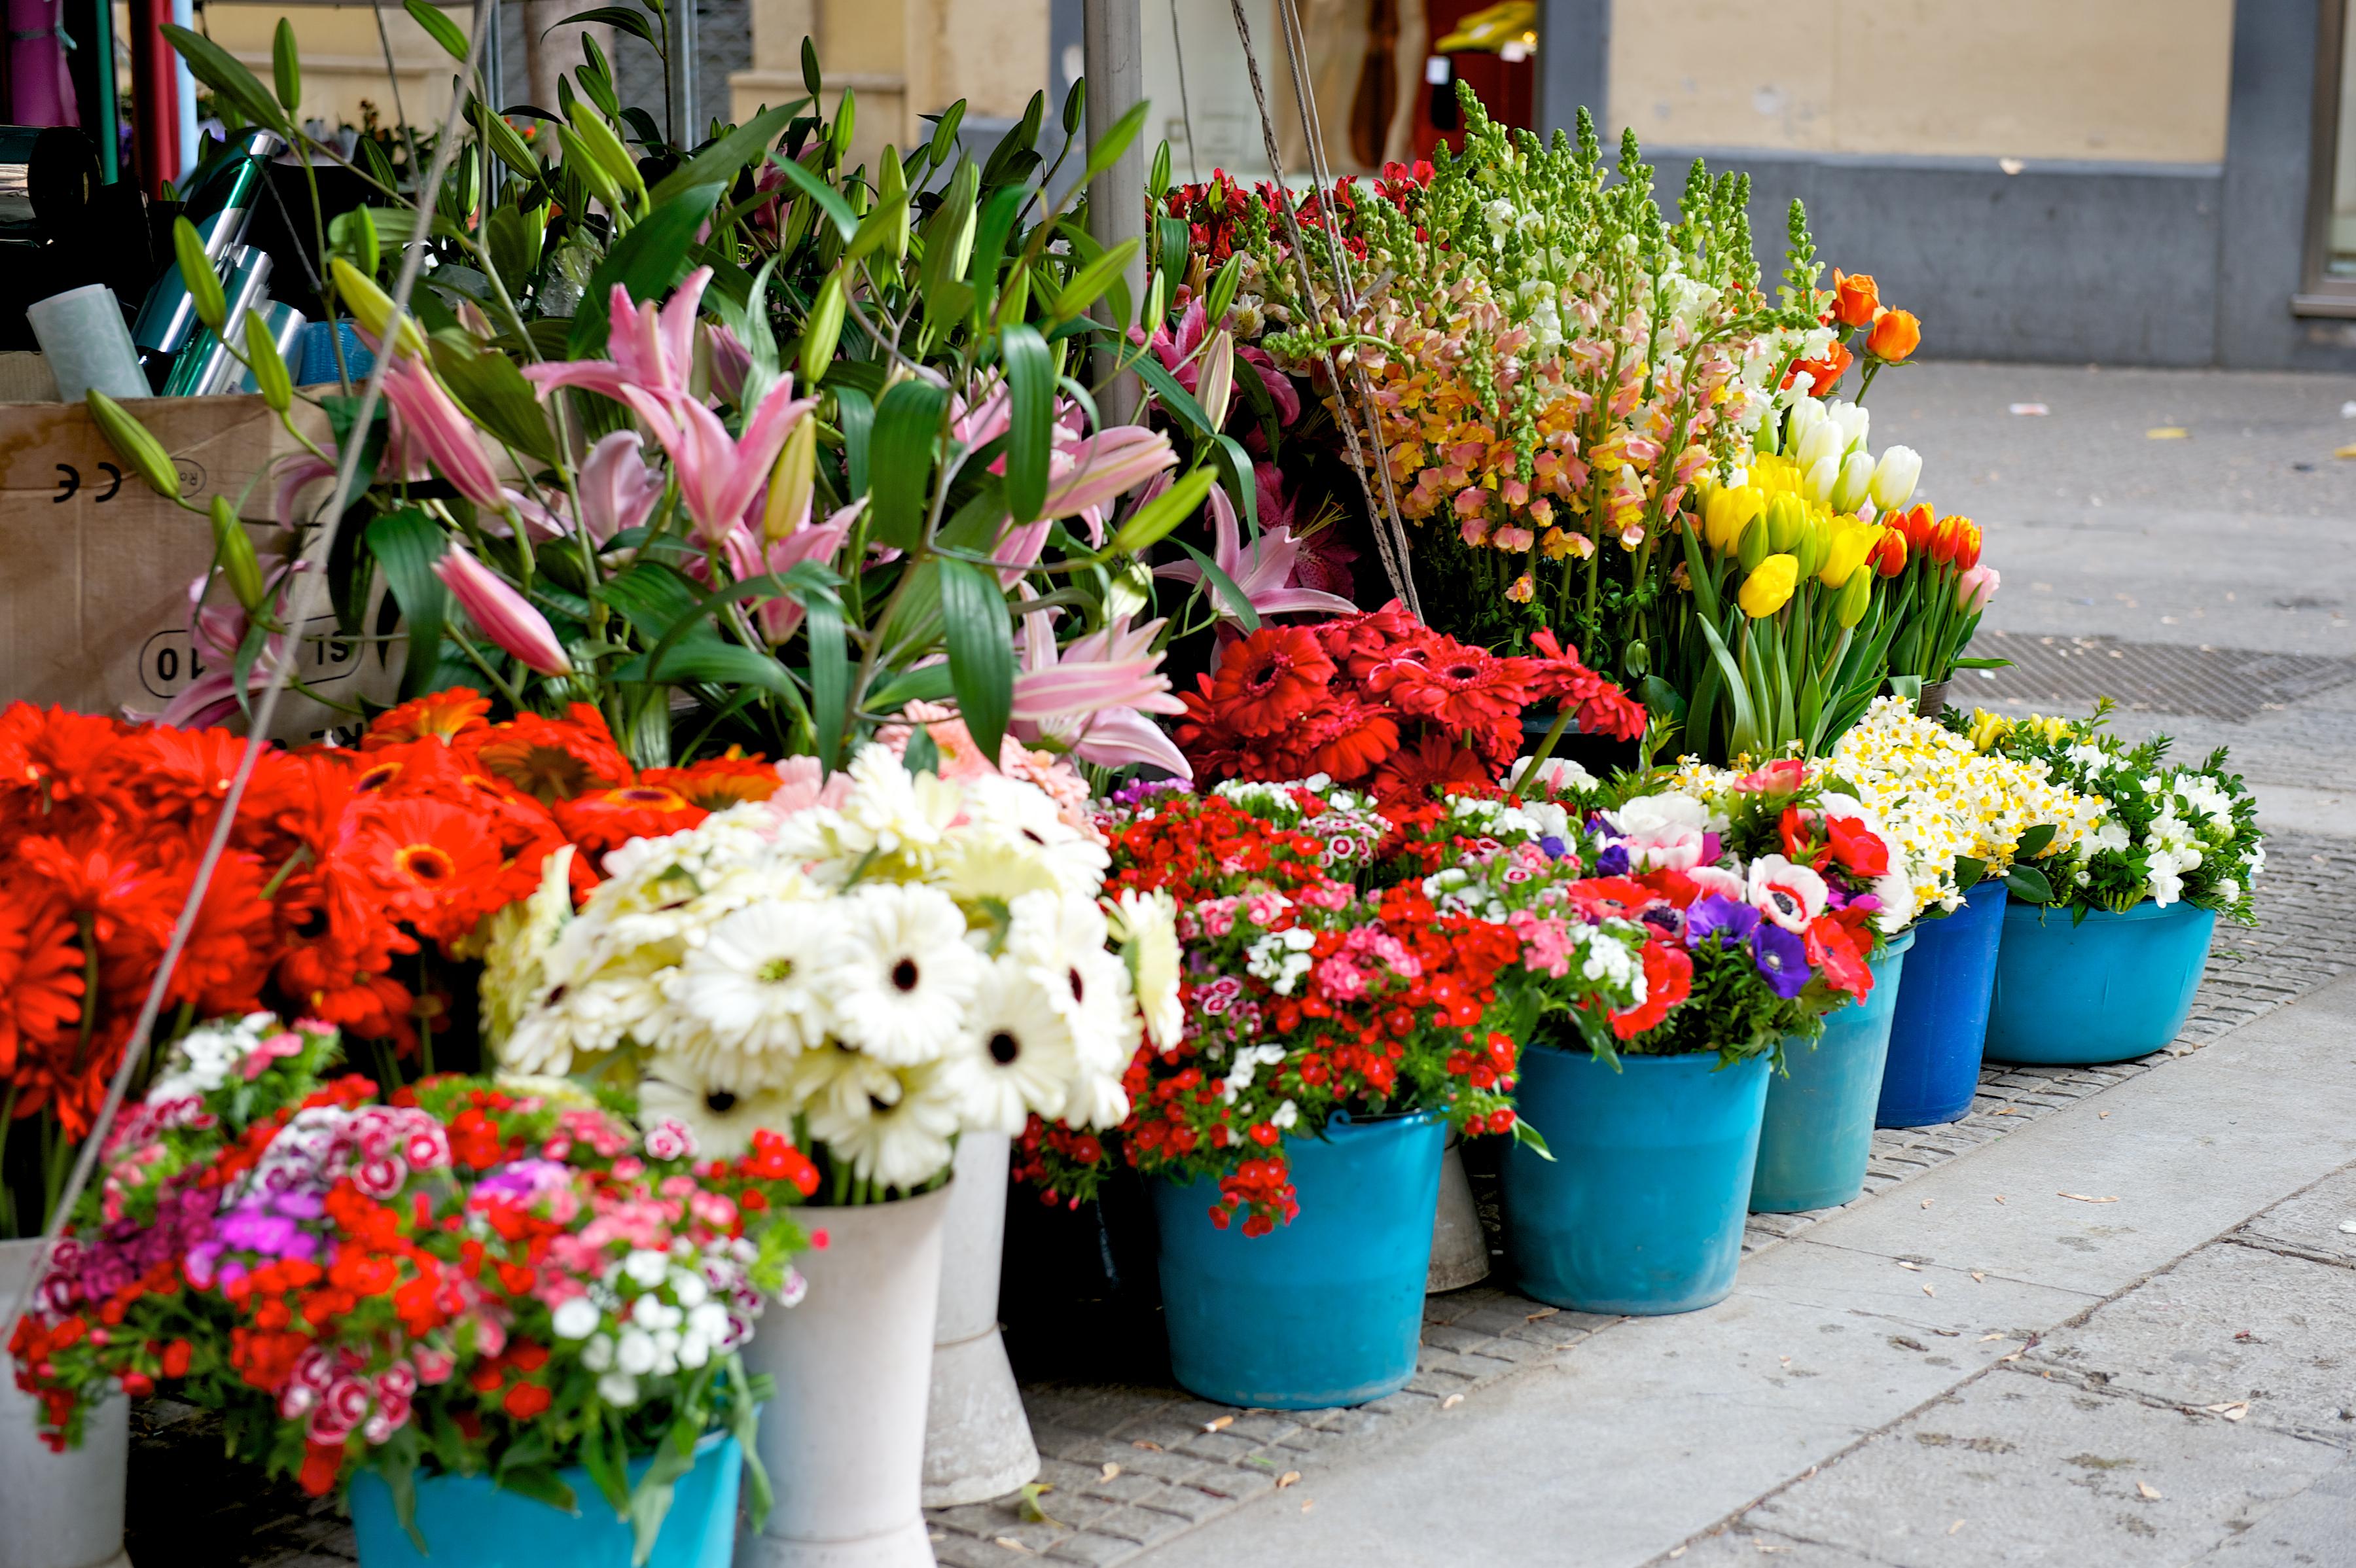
{"left": 1804, "top": 454, "right": 1842, "bottom": 505}
{"left": 1828, "top": 399, "right": 1870, "bottom": 453}
{"left": 1832, "top": 451, "right": 1877, "bottom": 514}
{"left": 1785, "top": 396, "right": 1827, "bottom": 447}
{"left": 1795, "top": 418, "right": 1844, "bottom": 472}
{"left": 1870, "top": 446, "right": 1922, "bottom": 512}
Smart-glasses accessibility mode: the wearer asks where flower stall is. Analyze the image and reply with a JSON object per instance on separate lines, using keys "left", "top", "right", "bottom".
{"left": 0, "top": 24, "right": 2270, "bottom": 1568}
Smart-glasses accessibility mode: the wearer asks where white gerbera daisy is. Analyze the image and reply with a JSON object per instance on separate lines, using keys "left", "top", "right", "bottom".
{"left": 1105, "top": 888, "right": 1182, "bottom": 1051}
{"left": 779, "top": 1041, "right": 903, "bottom": 1125}
{"left": 666, "top": 900, "right": 830, "bottom": 1056}
{"left": 819, "top": 883, "right": 982, "bottom": 1064}
{"left": 940, "top": 959, "right": 1080, "bottom": 1132}
{"left": 637, "top": 1052, "right": 795, "bottom": 1160}
{"left": 805, "top": 1061, "right": 961, "bottom": 1189}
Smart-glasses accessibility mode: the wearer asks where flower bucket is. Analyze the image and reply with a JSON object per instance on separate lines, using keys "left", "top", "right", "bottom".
{"left": 738, "top": 1184, "right": 952, "bottom": 1568}
{"left": 1752, "top": 931, "right": 1914, "bottom": 1213}
{"left": 1986, "top": 900, "right": 2217, "bottom": 1065}
{"left": 0, "top": 1239, "right": 130, "bottom": 1568}
{"left": 1876, "top": 881, "right": 2007, "bottom": 1127}
{"left": 921, "top": 1133, "right": 1038, "bottom": 1508}
{"left": 348, "top": 1433, "right": 741, "bottom": 1568}
{"left": 1425, "top": 1131, "right": 1491, "bottom": 1292}
{"left": 1501, "top": 1045, "right": 1770, "bottom": 1315}
{"left": 1149, "top": 1110, "right": 1444, "bottom": 1410}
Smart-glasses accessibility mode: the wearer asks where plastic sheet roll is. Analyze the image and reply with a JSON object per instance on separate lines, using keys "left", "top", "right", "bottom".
{"left": 26, "top": 283, "right": 146, "bottom": 401}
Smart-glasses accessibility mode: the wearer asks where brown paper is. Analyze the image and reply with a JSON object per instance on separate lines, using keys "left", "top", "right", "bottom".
{"left": 0, "top": 393, "right": 387, "bottom": 742}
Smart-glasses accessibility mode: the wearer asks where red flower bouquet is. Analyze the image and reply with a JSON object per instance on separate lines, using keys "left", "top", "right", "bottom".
{"left": 9, "top": 1012, "right": 815, "bottom": 1558}
{"left": 1173, "top": 604, "right": 1643, "bottom": 810}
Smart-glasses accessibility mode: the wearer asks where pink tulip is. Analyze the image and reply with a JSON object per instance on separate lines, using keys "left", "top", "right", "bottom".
{"left": 433, "top": 545, "right": 572, "bottom": 675}
{"left": 1009, "top": 597, "right": 1190, "bottom": 777}
{"left": 1955, "top": 563, "right": 1999, "bottom": 614}
{"left": 380, "top": 356, "right": 507, "bottom": 512}
{"left": 722, "top": 500, "right": 862, "bottom": 643}
{"left": 576, "top": 430, "right": 666, "bottom": 543}
{"left": 1039, "top": 426, "right": 1177, "bottom": 540}
{"left": 526, "top": 266, "right": 711, "bottom": 415}
{"left": 1151, "top": 477, "right": 1357, "bottom": 622}
{"left": 624, "top": 374, "right": 816, "bottom": 546}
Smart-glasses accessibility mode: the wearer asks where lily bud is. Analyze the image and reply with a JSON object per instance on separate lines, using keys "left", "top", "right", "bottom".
{"left": 433, "top": 545, "right": 573, "bottom": 676}
{"left": 1197, "top": 329, "right": 1236, "bottom": 428}
{"left": 1869, "top": 445, "right": 1921, "bottom": 513}
{"left": 210, "top": 497, "right": 268, "bottom": 616}
{"left": 86, "top": 391, "right": 183, "bottom": 499}
{"left": 762, "top": 412, "right": 818, "bottom": 543}
{"left": 329, "top": 257, "right": 428, "bottom": 358}
{"left": 800, "top": 268, "right": 847, "bottom": 385}
{"left": 1764, "top": 491, "right": 1806, "bottom": 554}
{"left": 1834, "top": 563, "right": 1873, "bottom": 627}
{"left": 1794, "top": 417, "right": 1843, "bottom": 473}
{"left": 1803, "top": 454, "right": 1840, "bottom": 507}
{"left": 173, "top": 217, "right": 226, "bottom": 332}
{"left": 1831, "top": 450, "right": 1876, "bottom": 514}
{"left": 1738, "top": 553, "right": 1800, "bottom": 618}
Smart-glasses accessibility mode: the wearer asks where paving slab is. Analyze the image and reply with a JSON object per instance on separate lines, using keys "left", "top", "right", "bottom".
{"left": 2188, "top": 1450, "right": 2356, "bottom": 1566}
{"left": 1660, "top": 1527, "right": 1899, "bottom": 1566}
{"left": 1741, "top": 1368, "right": 2345, "bottom": 1568}
{"left": 2027, "top": 1241, "right": 2356, "bottom": 1441}
{"left": 2240, "top": 1165, "right": 2356, "bottom": 1268}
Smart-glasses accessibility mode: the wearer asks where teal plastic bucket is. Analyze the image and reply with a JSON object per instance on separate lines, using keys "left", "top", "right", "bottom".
{"left": 1501, "top": 1046, "right": 1771, "bottom": 1314}
{"left": 1151, "top": 1110, "right": 1444, "bottom": 1408}
{"left": 1986, "top": 900, "right": 2217, "bottom": 1065}
{"left": 348, "top": 1432, "right": 741, "bottom": 1568}
{"left": 1752, "top": 929, "right": 1915, "bottom": 1213}
{"left": 1877, "top": 881, "right": 2007, "bottom": 1127}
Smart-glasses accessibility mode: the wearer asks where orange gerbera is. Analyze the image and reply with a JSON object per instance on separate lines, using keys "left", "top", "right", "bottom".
{"left": 553, "top": 785, "right": 707, "bottom": 856}
{"left": 642, "top": 757, "right": 782, "bottom": 810}
{"left": 473, "top": 708, "right": 631, "bottom": 804}
{"left": 363, "top": 689, "right": 495, "bottom": 750}
{"left": 0, "top": 895, "right": 86, "bottom": 1075}
{"left": 340, "top": 798, "right": 505, "bottom": 943}
{"left": 1369, "top": 731, "right": 1491, "bottom": 809}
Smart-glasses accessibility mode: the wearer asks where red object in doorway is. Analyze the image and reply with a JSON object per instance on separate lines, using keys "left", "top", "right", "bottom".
{"left": 1413, "top": 0, "right": 1535, "bottom": 162}
{"left": 128, "top": 0, "right": 177, "bottom": 196}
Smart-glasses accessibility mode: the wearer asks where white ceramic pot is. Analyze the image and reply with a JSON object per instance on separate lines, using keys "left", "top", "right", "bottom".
{"left": 0, "top": 1238, "right": 132, "bottom": 1568}
{"left": 737, "top": 1183, "right": 952, "bottom": 1568}
{"left": 919, "top": 1134, "right": 1038, "bottom": 1508}
{"left": 1425, "top": 1133, "right": 1490, "bottom": 1292}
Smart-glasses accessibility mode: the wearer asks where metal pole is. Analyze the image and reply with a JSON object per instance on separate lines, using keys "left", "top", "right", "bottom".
{"left": 1082, "top": 0, "right": 1145, "bottom": 425}
{"left": 666, "top": 0, "right": 698, "bottom": 145}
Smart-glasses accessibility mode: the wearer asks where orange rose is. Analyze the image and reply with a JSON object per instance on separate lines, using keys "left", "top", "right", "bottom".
{"left": 1832, "top": 270, "right": 1879, "bottom": 328}
{"left": 1782, "top": 341, "right": 1854, "bottom": 395}
{"left": 1866, "top": 308, "right": 1921, "bottom": 363}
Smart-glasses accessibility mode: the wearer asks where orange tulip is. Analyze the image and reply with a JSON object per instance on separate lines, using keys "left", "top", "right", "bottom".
{"left": 1871, "top": 529, "right": 1908, "bottom": 577}
{"left": 1930, "top": 514, "right": 1975, "bottom": 566}
{"left": 1866, "top": 308, "right": 1921, "bottom": 364}
{"left": 1832, "top": 270, "right": 1879, "bottom": 329}
{"left": 1895, "top": 503, "right": 1936, "bottom": 555}
{"left": 1952, "top": 520, "right": 1983, "bottom": 573}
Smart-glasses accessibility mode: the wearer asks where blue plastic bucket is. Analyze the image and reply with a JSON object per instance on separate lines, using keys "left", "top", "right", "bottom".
{"left": 349, "top": 1432, "right": 741, "bottom": 1568}
{"left": 1150, "top": 1110, "right": 1444, "bottom": 1409}
{"left": 1986, "top": 900, "right": 2217, "bottom": 1065}
{"left": 1877, "top": 880, "right": 2008, "bottom": 1127}
{"left": 1753, "top": 930, "right": 1915, "bottom": 1213}
{"left": 1501, "top": 1045, "right": 1771, "bottom": 1314}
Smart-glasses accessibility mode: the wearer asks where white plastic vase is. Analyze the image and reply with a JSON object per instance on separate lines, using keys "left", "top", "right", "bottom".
{"left": 0, "top": 1239, "right": 132, "bottom": 1568}
{"left": 737, "top": 1183, "right": 952, "bottom": 1568}
{"left": 920, "top": 1133, "right": 1038, "bottom": 1507}
{"left": 1425, "top": 1133, "right": 1490, "bottom": 1292}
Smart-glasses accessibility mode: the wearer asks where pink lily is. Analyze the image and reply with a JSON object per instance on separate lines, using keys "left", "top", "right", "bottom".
{"left": 433, "top": 545, "right": 572, "bottom": 675}
{"left": 705, "top": 321, "right": 753, "bottom": 405}
{"left": 525, "top": 266, "right": 711, "bottom": 414}
{"left": 1151, "top": 476, "right": 1357, "bottom": 623}
{"left": 721, "top": 499, "right": 863, "bottom": 644}
{"left": 1039, "top": 426, "right": 1177, "bottom": 543}
{"left": 381, "top": 356, "right": 508, "bottom": 512}
{"left": 623, "top": 374, "right": 817, "bottom": 546}
{"left": 1009, "top": 597, "right": 1192, "bottom": 778}
{"left": 1133, "top": 296, "right": 1301, "bottom": 427}
{"left": 132, "top": 558, "right": 301, "bottom": 728}
{"left": 575, "top": 430, "right": 666, "bottom": 544}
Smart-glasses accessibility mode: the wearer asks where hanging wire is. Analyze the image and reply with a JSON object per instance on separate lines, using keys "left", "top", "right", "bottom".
{"left": 1225, "top": 0, "right": 1421, "bottom": 617}
{"left": 1169, "top": 0, "right": 1200, "bottom": 187}
{"left": 3, "top": 0, "right": 505, "bottom": 1338}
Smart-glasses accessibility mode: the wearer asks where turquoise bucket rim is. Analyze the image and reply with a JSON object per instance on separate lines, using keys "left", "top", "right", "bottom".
{"left": 2003, "top": 898, "right": 2216, "bottom": 927}
{"left": 1520, "top": 1036, "right": 1774, "bottom": 1073}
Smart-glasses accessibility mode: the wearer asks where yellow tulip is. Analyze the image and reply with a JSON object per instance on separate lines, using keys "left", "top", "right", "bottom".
{"left": 1818, "top": 520, "right": 1879, "bottom": 588}
{"left": 1738, "top": 554, "right": 1800, "bottom": 618}
{"left": 1834, "top": 563, "right": 1873, "bottom": 628}
{"left": 1736, "top": 514, "right": 1771, "bottom": 571}
{"left": 1794, "top": 512, "right": 1830, "bottom": 581}
{"left": 1703, "top": 484, "right": 1762, "bottom": 552}
{"left": 1764, "top": 491, "right": 1807, "bottom": 554}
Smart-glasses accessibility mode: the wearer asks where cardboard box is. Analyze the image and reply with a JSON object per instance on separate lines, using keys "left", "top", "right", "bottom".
{"left": 0, "top": 388, "right": 389, "bottom": 741}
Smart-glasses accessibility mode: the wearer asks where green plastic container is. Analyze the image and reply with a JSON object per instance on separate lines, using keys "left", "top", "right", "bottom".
{"left": 1752, "top": 931, "right": 1914, "bottom": 1213}
{"left": 1986, "top": 900, "right": 2217, "bottom": 1065}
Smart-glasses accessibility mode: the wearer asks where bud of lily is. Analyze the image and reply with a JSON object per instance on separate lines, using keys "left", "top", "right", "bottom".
{"left": 1834, "top": 563, "right": 1874, "bottom": 627}
{"left": 1831, "top": 450, "right": 1876, "bottom": 514}
{"left": 1955, "top": 562, "right": 1999, "bottom": 614}
{"left": 330, "top": 257, "right": 428, "bottom": 358}
{"left": 1869, "top": 445, "right": 1921, "bottom": 512}
{"left": 1794, "top": 417, "right": 1844, "bottom": 473}
{"left": 1764, "top": 491, "right": 1806, "bottom": 554}
{"left": 1704, "top": 483, "right": 1762, "bottom": 552}
{"left": 1736, "top": 514, "right": 1772, "bottom": 572}
{"left": 1738, "top": 553, "right": 1800, "bottom": 618}
{"left": 209, "top": 497, "right": 268, "bottom": 616}
{"left": 433, "top": 545, "right": 573, "bottom": 676}
{"left": 800, "top": 268, "right": 847, "bottom": 385}
{"left": 86, "top": 390, "right": 183, "bottom": 499}
{"left": 1867, "top": 308, "right": 1921, "bottom": 363}
{"left": 173, "top": 217, "right": 226, "bottom": 332}
{"left": 762, "top": 414, "right": 818, "bottom": 543}
{"left": 1871, "top": 527, "right": 1908, "bottom": 577}
{"left": 1197, "top": 329, "right": 1236, "bottom": 428}
{"left": 1803, "top": 453, "right": 1840, "bottom": 507}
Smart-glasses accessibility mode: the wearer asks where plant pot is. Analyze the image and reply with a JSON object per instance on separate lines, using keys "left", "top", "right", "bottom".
{"left": 920, "top": 1135, "right": 1037, "bottom": 1508}
{"left": 349, "top": 1433, "right": 740, "bottom": 1568}
{"left": 1501, "top": 1046, "right": 1770, "bottom": 1314}
{"left": 1752, "top": 931, "right": 1914, "bottom": 1213}
{"left": 1149, "top": 1111, "right": 1443, "bottom": 1409}
{"left": 997, "top": 1166, "right": 1166, "bottom": 1386}
{"left": 1520, "top": 708, "right": 1639, "bottom": 781}
{"left": 736, "top": 1183, "right": 952, "bottom": 1568}
{"left": 1985, "top": 900, "right": 2217, "bottom": 1065}
{"left": 1877, "top": 880, "right": 2007, "bottom": 1126}
{"left": 0, "top": 1238, "right": 130, "bottom": 1568}
{"left": 1915, "top": 680, "right": 1952, "bottom": 719}
{"left": 1425, "top": 1131, "right": 1490, "bottom": 1292}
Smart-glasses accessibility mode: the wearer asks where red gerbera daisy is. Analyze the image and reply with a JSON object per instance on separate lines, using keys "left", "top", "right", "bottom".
{"left": 473, "top": 709, "right": 632, "bottom": 804}
{"left": 642, "top": 757, "right": 782, "bottom": 810}
{"left": 363, "top": 689, "right": 495, "bottom": 750}
{"left": 1198, "top": 626, "right": 1336, "bottom": 738}
{"left": 0, "top": 895, "right": 86, "bottom": 1075}
{"left": 338, "top": 798, "right": 506, "bottom": 944}
{"left": 1369, "top": 732, "right": 1492, "bottom": 810}
{"left": 553, "top": 785, "right": 708, "bottom": 857}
